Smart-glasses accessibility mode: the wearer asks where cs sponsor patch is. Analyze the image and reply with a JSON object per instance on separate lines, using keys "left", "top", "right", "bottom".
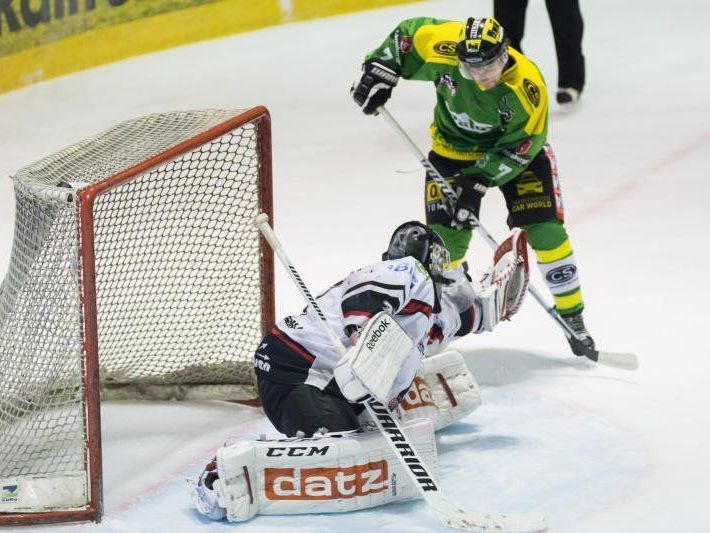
{"left": 433, "top": 41, "right": 457, "bottom": 57}
{"left": 545, "top": 265, "right": 577, "bottom": 285}
{"left": 523, "top": 79, "right": 541, "bottom": 107}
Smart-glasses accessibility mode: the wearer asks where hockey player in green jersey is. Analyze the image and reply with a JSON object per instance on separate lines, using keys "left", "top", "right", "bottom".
{"left": 351, "top": 16, "right": 595, "bottom": 356}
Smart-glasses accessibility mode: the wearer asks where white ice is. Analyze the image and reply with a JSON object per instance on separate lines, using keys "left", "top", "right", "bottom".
{"left": 1, "top": 0, "right": 709, "bottom": 531}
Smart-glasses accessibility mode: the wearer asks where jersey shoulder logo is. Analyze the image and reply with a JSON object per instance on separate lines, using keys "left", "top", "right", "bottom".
{"left": 437, "top": 74, "right": 458, "bottom": 96}
{"left": 433, "top": 41, "right": 457, "bottom": 56}
{"left": 522, "top": 79, "right": 541, "bottom": 107}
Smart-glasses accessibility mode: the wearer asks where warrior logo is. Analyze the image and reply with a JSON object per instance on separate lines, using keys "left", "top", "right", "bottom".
{"left": 523, "top": 79, "right": 541, "bottom": 107}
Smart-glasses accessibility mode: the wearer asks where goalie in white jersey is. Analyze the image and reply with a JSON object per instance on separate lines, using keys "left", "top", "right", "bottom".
{"left": 189, "top": 221, "right": 530, "bottom": 522}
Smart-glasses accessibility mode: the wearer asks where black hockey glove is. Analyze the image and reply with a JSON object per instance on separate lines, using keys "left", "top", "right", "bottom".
{"left": 351, "top": 60, "right": 399, "bottom": 115}
{"left": 451, "top": 173, "right": 488, "bottom": 229}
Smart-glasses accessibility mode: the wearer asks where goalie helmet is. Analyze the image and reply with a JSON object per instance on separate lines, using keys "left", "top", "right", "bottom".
{"left": 383, "top": 221, "right": 449, "bottom": 282}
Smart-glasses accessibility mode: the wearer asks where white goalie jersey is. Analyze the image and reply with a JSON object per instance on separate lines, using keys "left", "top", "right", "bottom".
{"left": 254, "top": 256, "right": 477, "bottom": 401}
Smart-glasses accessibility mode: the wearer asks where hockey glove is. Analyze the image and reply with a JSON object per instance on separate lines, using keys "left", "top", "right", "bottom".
{"left": 476, "top": 228, "right": 530, "bottom": 332}
{"left": 451, "top": 173, "right": 488, "bottom": 229}
{"left": 351, "top": 61, "right": 399, "bottom": 115}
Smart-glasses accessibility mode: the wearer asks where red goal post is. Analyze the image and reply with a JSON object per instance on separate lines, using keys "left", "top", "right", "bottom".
{"left": 0, "top": 107, "right": 274, "bottom": 525}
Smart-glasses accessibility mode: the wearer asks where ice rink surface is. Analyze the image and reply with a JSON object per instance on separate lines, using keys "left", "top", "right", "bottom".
{"left": 1, "top": 0, "right": 709, "bottom": 531}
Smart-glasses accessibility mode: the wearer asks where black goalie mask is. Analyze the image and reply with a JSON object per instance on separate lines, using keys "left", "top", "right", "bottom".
{"left": 382, "top": 221, "right": 450, "bottom": 282}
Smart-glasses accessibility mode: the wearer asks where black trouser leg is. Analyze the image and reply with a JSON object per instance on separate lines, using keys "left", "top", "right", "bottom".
{"left": 258, "top": 377, "right": 362, "bottom": 437}
{"left": 545, "top": 0, "right": 585, "bottom": 91}
{"left": 493, "top": 0, "right": 529, "bottom": 52}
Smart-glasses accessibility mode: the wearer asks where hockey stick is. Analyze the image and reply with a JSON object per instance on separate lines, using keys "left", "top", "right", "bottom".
{"left": 253, "top": 213, "right": 546, "bottom": 533}
{"left": 377, "top": 106, "right": 638, "bottom": 371}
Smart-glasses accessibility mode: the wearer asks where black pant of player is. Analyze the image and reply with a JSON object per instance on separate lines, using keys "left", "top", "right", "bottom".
{"left": 257, "top": 376, "right": 363, "bottom": 437}
{"left": 494, "top": 0, "right": 585, "bottom": 93}
{"left": 426, "top": 148, "right": 564, "bottom": 230}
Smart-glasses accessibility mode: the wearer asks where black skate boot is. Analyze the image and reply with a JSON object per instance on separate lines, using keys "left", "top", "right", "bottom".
{"left": 561, "top": 311, "right": 598, "bottom": 359}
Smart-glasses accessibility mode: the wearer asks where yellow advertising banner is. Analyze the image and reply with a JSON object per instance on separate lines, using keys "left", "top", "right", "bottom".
{"left": 0, "top": 0, "right": 419, "bottom": 94}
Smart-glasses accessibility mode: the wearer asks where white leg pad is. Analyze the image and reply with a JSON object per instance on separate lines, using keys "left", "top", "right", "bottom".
{"left": 213, "top": 419, "right": 437, "bottom": 522}
{"left": 399, "top": 349, "right": 481, "bottom": 431}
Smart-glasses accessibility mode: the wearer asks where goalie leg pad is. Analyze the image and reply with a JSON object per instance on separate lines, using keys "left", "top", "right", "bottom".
{"left": 211, "top": 419, "right": 437, "bottom": 522}
{"left": 399, "top": 349, "right": 481, "bottom": 431}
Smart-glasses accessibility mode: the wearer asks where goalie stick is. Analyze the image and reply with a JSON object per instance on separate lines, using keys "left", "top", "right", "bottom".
{"left": 253, "top": 213, "right": 546, "bottom": 533}
{"left": 377, "top": 106, "right": 638, "bottom": 371}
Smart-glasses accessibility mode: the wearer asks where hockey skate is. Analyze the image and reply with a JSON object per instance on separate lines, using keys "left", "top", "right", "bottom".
{"left": 556, "top": 87, "right": 580, "bottom": 105}
{"left": 561, "top": 311, "right": 597, "bottom": 358}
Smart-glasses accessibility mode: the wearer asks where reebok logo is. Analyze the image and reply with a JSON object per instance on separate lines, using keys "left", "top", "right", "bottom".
{"left": 366, "top": 318, "right": 391, "bottom": 351}
{"left": 264, "top": 461, "right": 388, "bottom": 500}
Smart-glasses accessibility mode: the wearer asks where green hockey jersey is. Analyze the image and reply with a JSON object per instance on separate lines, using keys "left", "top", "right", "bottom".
{"left": 364, "top": 17, "right": 549, "bottom": 187}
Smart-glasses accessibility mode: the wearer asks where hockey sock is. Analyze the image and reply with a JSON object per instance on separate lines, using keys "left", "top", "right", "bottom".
{"left": 525, "top": 221, "right": 584, "bottom": 315}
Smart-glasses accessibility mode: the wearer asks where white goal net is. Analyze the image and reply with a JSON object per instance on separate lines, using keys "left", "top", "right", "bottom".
{"left": 0, "top": 107, "right": 273, "bottom": 523}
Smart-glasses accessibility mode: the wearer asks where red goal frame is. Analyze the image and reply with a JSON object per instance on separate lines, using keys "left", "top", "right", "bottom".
{"left": 0, "top": 106, "right": 274, "bottom": 526}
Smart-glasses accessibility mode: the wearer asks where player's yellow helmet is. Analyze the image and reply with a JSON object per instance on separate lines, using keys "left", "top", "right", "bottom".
{"left": 456, "top": 17, "right": 507, "bottom": 67}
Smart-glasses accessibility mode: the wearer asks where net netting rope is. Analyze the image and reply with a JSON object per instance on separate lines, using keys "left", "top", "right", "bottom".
{"left": 0, "top": 109, "right": 266, "bottom": 483}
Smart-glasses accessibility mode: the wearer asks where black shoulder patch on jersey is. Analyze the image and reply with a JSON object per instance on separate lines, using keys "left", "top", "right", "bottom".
{"left": 341, "top": 281, "right": 405, "bottom": 318}
{"left": 522, "top": 79, "right": 541, "bottom": 107}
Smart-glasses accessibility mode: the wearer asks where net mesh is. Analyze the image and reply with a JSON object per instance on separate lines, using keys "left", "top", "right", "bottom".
{"left": 0, "top": 110, "right": 269, "bottom": 489}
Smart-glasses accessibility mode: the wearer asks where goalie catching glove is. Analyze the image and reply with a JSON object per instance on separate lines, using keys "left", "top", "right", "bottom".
{"left": 351, "top": 60, "right": 399, "bottom": 115}
{"left": 476, "top": 228, "right": 530, "bottom": 332}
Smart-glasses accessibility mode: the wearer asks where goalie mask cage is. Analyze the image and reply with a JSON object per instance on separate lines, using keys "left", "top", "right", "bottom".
{"left": 0, "top": 107, "right": 274, "bottom": 525}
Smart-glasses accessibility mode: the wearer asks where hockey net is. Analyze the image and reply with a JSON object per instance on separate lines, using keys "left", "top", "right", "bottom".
{"left": 0, "top": 107, "right": 273, "bottom": 524}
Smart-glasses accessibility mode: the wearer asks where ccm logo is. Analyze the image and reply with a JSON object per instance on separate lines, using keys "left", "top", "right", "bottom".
{"left": 266, "top": 446, "right": 329, "bottom": 457}
{"left": 399, "top": 377, "right": 436, "bottom": 411}
{"left": 545, "top": 265, "right": 577, "bottom": 284}
{"left": 264, "top": 460, "right": 388, "bottom": 500}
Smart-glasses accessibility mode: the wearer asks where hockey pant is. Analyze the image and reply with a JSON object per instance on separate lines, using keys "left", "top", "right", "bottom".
{"left": 425, "top": 145, "right": 584, "bottom": 315}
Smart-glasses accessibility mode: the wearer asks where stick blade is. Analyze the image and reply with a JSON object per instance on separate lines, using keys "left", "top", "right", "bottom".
{"left": 596, "top": 350, "right": 639, "bottom": 370}
{"left": 440, "top": 510, "right": 547, "bottom": 532}
{"left": 427, "top": 494, "right": 546, "bottom": 532}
